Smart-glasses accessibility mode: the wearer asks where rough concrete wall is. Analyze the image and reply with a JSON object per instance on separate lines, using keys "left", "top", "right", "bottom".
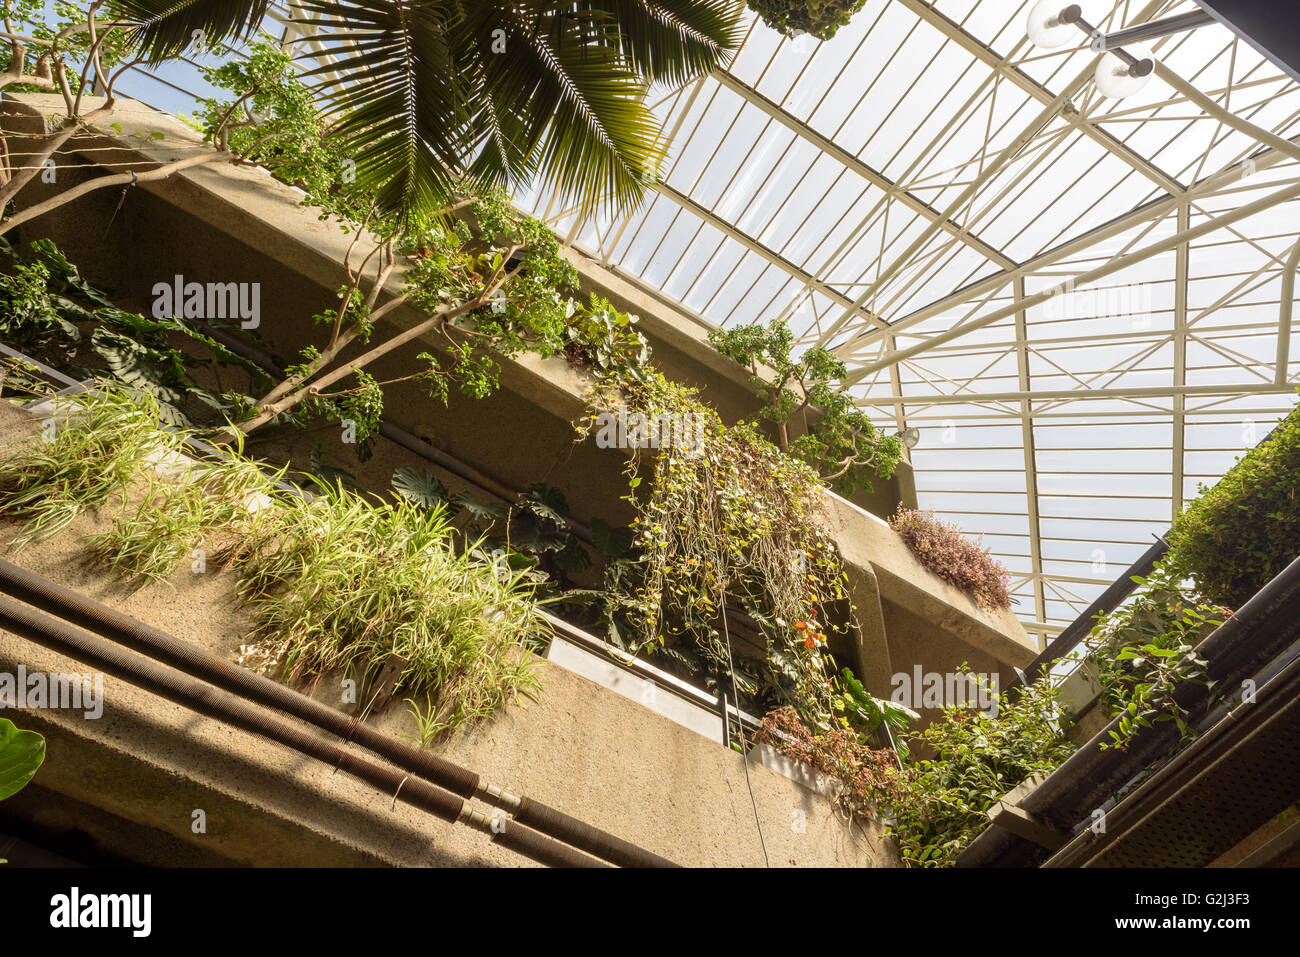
{"left": 0, "top": 403, "right": 893, "bottom": 867}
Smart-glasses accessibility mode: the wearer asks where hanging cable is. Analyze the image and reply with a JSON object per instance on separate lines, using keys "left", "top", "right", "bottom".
{"left": 702, "top": 466, "right": 769, "bottom": 867}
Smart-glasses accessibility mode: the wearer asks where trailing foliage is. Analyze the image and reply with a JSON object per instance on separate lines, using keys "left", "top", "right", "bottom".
{"left": 889, "top": 507, "right": 1011, "bottom": 610}
{"left": 889, "top": 675, "right": 1074, "bottom": 867}
{"left": 579, "top": 368, "right": 853, "bottom": 725}
{"left": 1083, "top": 561, "right": 1227, "bottom": 750}
{"left": 755, "top": 705, "right": 904, "bottom": 823}
{"left": 0, "top": 385, "right": 547, "bottom": 739}
{"left": 708, "top": 318, "right": 902, "bottom": 498}
{"left": 1165, "top": 396, "right": 1300, "bottom": 608}
{"left": 745, "top": 0, "right": 870, "bottom": 40}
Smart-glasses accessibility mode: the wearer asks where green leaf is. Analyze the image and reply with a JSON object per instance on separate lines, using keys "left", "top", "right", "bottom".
{"left": 0, "top": 718, "right": 45, "bottom": 801}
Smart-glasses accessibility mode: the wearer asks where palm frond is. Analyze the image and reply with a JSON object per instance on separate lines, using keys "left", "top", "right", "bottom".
{"left": 577, "top": 0, "right": 746, "bottom": 85}
{"left": 463, "top": 5, "right": 667, "bottom": 216}
{"left": 293, "top": 0, "right": 468, "bottom": 223}
{"left": 110, "top": 0, "right": 268, "bottom": 62}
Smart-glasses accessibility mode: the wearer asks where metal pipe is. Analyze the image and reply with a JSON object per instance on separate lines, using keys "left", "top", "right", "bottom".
{"left": 0, "top": 559, "right": 676, "bottom": 867}
{"left": 0, "top": 594, "right": 608, "bottom": 868}
{"left": 1088, "top": 10, "right": 1215, "bottom": 50}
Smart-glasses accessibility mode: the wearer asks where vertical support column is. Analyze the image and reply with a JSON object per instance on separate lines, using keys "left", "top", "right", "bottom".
{"left": 1014, "top": 277, "right": 1047, "bottom": 650}
{"left": 1172, "top": 203, "right": 1190, "bottom": 521}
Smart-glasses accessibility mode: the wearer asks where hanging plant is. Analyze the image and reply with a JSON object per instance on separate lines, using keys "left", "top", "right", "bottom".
{"left": 746, "top": 0, "right": 870, "bottom": 41}
{"left": 579, "top": 370, "right": 855, "bottom": 726}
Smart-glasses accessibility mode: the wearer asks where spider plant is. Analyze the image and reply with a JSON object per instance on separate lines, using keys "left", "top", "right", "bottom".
{"left": 236, "top": 484, "right": 546, "bottom": 736}
{"left": 85, "top": 451, "right": 286, "bottom": 588}
{"left": 0, "top": 385, "right": 178, "bottom": 547}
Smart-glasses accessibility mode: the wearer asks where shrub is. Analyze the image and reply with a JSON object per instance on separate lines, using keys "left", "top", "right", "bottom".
{"left": 746, "top": 0, "right": 870, "bottom": 40}
{"left": 1165, "top": 397, "right": 1300, "bottom": 607}
{"left": 889, "top": 675, "right": 1074, "bottom": 867}
{"left": 889, "top": 507, "right": 1011, "bottom": 610}
{"left": 0, "top": 385, "right": 547, "bottom": 739}
{"left": 1083, "top": 561, "right": 1227, "bottom": 749}
{"left": 708, "top": 318, "right": 902, "bottom": 498}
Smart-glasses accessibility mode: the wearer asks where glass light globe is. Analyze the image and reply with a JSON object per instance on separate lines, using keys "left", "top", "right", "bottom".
{"left": 1095, "top": 44, "right": 1155, "bottom": 98}
{"left": 1027, "top": 0, "right": 1086, "bottom": 49}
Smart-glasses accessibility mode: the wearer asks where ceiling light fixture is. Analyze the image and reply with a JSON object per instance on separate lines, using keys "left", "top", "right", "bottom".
{"left": 896, "top": 427, "right": 921, "bottom": 449}
{"left": 1026, "top": 3, "right": 1216, "bottom": 98}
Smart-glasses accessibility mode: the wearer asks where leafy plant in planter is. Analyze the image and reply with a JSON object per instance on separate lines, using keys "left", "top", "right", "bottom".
{"left": 1083, "top": 561, "right": 1227, "bottom": 749}
{"left": 579, "top": 368, "right": 855, "bottom": 725}
{"left": 833, "top": 666, "right": 917, "bottom": 738}
{"left": 392, "top": 469, "right": 600, "bottom": 592}
{"left": 755, "top": 705, "right": 903, "bottom": 823}
{"left": 708, "top": 318, "right": 902, "bottom": 498}
{"left": 1165, "top": 394, "right": 1300, "bottom": 608}
{"left": 563, "top": 296, "right": 651, "bottom": 380}
{"left": 889, "top": 507, "right": 1011, "bottom": 610}
{"left": 746, "top": 0, "right": 870, "bottom": 41}
{"left": 889, "top": 673, "right": 1073, "bottom": 867}
{"left": 0, "top": 385, "right": 548, "bottom": 739}
{"left": 0, "top": 236, "right": 269, "bottom": 426}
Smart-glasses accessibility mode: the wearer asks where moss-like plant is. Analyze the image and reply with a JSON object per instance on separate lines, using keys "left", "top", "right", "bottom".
{"left": 746, "top": 0, "right": 870, "bottom": 40}
{"left": 1165, "top": 395, "right": 1300, "bottom": 608}
{"left": 889, "top": 507, "right": 1011, "bottom": 610}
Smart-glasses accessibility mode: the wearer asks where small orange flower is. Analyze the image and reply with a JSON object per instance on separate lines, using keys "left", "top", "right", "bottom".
{"left": 804, "top": 635, "right": 816, "bottom": 649}
{"left": 794, "top": 620, "right": 808, "bottom": 631}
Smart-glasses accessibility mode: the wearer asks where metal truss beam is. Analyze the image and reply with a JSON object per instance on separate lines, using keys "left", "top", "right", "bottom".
{"left": 651, "top": 182, "right": 891, "bottom": 330}
{"left": 710, "top": 69, "right": 1017, "bottom": 271}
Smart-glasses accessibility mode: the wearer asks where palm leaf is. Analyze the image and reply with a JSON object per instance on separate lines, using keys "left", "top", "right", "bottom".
{"left": 462, "top": 4, "right": 667, "bottom": 216}
{"left": 110, "top": 0, "right": 269, "bottom": 62}
{"left": 293, "top": 0, "right": 468, "bottom": 223}
{"left": 579, "top": 0, "right": 745, "bottom": 85}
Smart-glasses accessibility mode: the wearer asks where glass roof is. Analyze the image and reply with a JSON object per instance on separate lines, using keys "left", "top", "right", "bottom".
{"left": 82, "top": 0, "right": 1300, "bottom": 646}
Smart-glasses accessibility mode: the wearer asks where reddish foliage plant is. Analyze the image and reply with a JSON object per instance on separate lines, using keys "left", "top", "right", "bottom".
{"left": 889, "top": 507, "right": 1011, "bottom": 610}
{"left": 754, "top": 706, "right": 903, "bottom": 822}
